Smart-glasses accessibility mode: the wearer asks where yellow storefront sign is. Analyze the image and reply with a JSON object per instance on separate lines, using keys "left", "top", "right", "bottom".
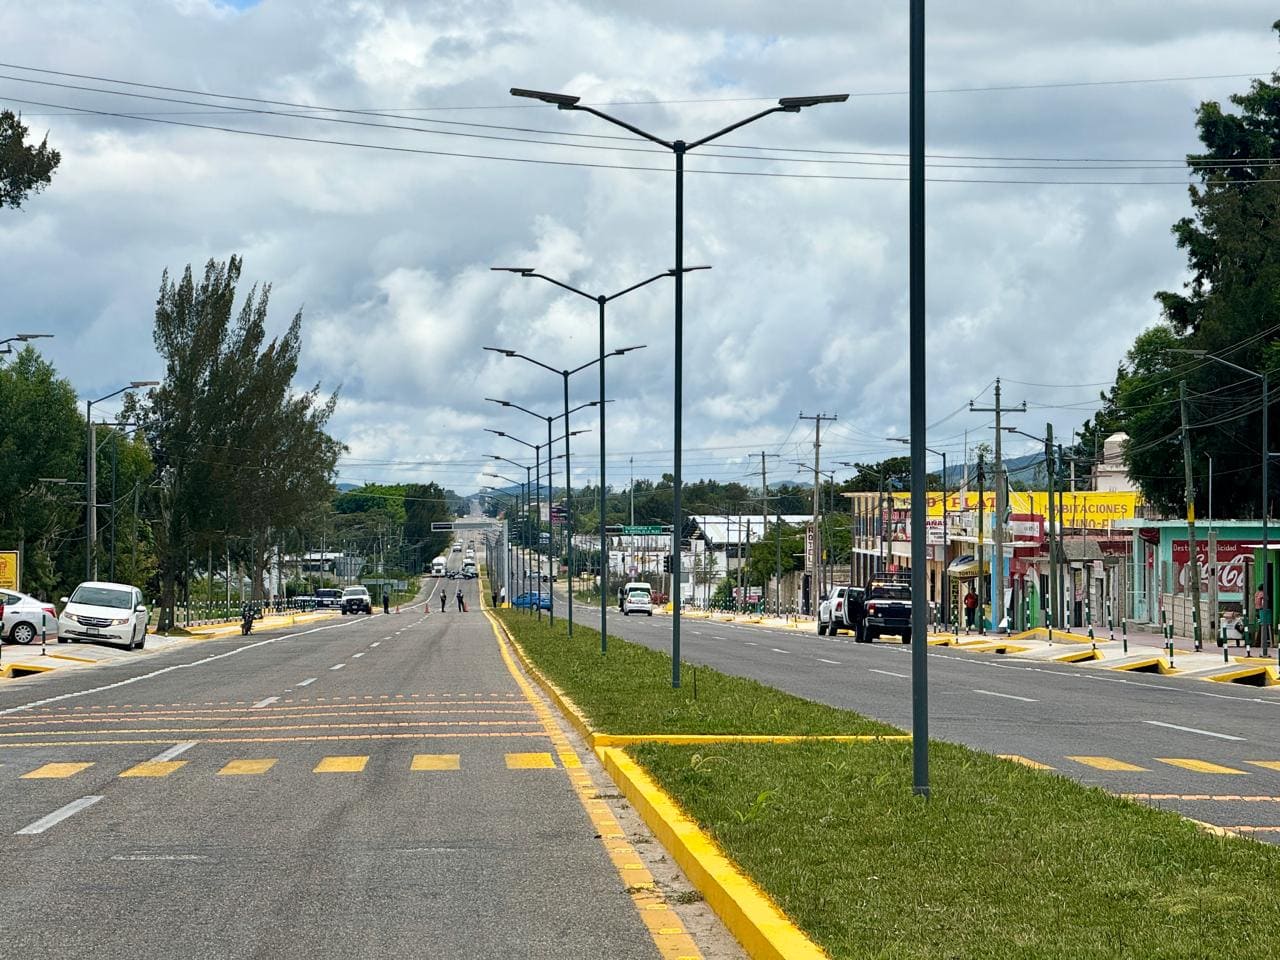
{"left": 0, "top": 551, "right": 19, "bottom": 591}
{"left": 890, "top": 491, "right": 1142, "bottom": 529}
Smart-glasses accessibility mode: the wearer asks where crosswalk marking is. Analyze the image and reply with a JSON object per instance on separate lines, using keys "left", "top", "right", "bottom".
{"left": 998, "top": 755, "right": 1054, "bottom": 770}
{"left": 218, "top": 759, "right": 277, "bottom": 776}
{"left": 506, "top": 752, "right": 555, "bottom": 769}
{"left": 411, "top": 754, "right": 460, "bottom": 771}
{"left": 1068, "top": 756, "right": 1149, "bottom": 772}
{"left": 1245, "top": 761, "right": 1280, "bottom": 772}
{"left": 1157, "top": 758, "right": 1248, "bottom": 775}
{"left": 314, "top": 755, "right": 368, "bottom": 773}
{"left": 22, "top": 762, "right": 94, "bottom": 779}
{"left": 119, "top": 760, "right": 188, "bottom": 778}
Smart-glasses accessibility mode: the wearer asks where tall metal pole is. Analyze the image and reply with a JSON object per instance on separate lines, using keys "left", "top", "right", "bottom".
{"left": 672, "top": 142, "right": 686, "bottom": 687}
{"left": 546, "top": 420, "right": 555, "bottom": 625}
{"left": 599, "top": 297, "right": 608, "bottom": 653}
{"left": 1180, "top": 380, "right": 1204, "bottom": 651}
{"left": 1263, "top": 372, "right": 1270, "bottom": 647}
{"left": 85, "top": 403, "right": 96, "bottom": 581}
{"left": 941, "top": 451, "right": 948, "bottom": 625}
{"left": 908, "top": 0, "right": 930, "bottom": 797}
{"left": 533, "top": 456, "right": 542, "bottom": 622}
{"left": 563, "top": 372, "right": 575, "bottom": 637}
{"left": 1046, "top": 424, "right": 1058, "bottom": 630}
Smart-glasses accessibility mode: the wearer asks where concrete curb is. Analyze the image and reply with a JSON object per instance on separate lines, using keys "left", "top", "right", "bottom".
{"left": 600, "top": 747, "right": 828, "bottom": 960}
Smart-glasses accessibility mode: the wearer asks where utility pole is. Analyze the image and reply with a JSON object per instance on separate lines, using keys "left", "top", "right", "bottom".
{"left": 800, "top": 412, "right": 836, "bottom": 614}
{"left": 971, "top": 378, "right": 1025, "bottom": 632}
{"left": 1045, "top": 423, "right": 1058, "bottom": 631}
{"left": 746, "top": 451, "right": 778, "bottom": 610}
{"left": 1179, "top": 380, "right": 1204, "bottom": 651}
{"left": 976, "top": 451, "right": 986, "bottom": 635}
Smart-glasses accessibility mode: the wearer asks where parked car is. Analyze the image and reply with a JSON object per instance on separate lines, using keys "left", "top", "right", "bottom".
{"left": 1, "top": 590, "right": 59, "bottom": 645}
{"left": 853, "top": 577, "right": 913, "bottom": 644}
{"left": 817, "top": 585, "right": 851, "bottom": 635}
{"left": 57, "top": 581, "right": 148, "bottom": 649}
{"left": 512, "top": 591, "right": 551, "bottom": 610}
{"left": 314, "top": 588, "right": 343, "bottom": 609}
{"left": 340, "top": 586, "right": 373, "bottom": 615}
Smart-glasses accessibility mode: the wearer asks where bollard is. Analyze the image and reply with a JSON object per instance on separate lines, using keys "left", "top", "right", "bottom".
{"left": 1225, "top": 644, "right": 1230, "bottom": 664}
{"left": 41, "top": 611, "right": 48, "bottom": 656}
{"left": 1245, "top": 624, "right": 1253, "bottom": 658}
{"left": 1167, "top": 640, "right": 1175, "bottom": 669}
{"left": 1122, "top": 618, "right": 1128, "bottom": 654}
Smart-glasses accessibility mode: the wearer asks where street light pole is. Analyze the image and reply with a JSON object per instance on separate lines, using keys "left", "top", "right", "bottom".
{"left": 85, "top": 380, "right": 156, "bottom": 581}
{"left": 511, "top": 86, "right": 848, "bottom": 688}
{"left": 492, "top": 266, "right": 702, "bottom": 654}
{"left": 484, "top": 346, "right": 643, "bottom": 637}
{"left": 887, "top": 438, "right": 948, "bottom": 625}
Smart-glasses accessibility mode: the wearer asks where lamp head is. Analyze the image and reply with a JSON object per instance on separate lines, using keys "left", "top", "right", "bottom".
{"left": 675, "top": 265, "right": 712, "bottom": 274}
{"left": 17, "top": 333, "right": 54, "bottom": 341}
{"left": 778, "top": 94, "right": 850, "bottom": 110}
{"left": 510, "top": 87, "right": 581, "bottom": 108}
{"left": 483, "top": 346, "right": 518, "bottom": 357}
{"left": 130, "top": 380, "right": 159, "bottom": 388}
{"left": 491, "top": 267, "right": 534, "bottom": 274}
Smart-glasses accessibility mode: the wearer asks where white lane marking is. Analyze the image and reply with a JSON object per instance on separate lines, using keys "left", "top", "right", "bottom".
{"left": 1142, "top": 720, "right": 1245, "bottom": 741}
{"left": 0, "top": 619, "right": 354, "bottom": 717}
{"left": 352, "top": 652, "right": 366, "bottom": 659}
{"left": 150, "top": 741, "right": 197, "bottom": 762}
{"left": 870, "top": 669, "right": 909, "bottom": 679}
{"left": 112, "top": 854, "right": 209, "bottom": 862}
{"left": 297, "top": 677, "right": 317, "bottom": 687}
{"left": 973, "top": 689, "right": 1039, "bottom": 703}
{"left": 744, "top": 641, "right": 758, "bottom": 646}
{"left": 370, "top": 641, "right": 380, "bottom": 647}
{"left": 329, "top": 663, "right": 345, "bottom": 671}
{"left": 15, "top": 796, "right": 103, "bottom": 835}
{"left": 770, "top": 647, "right": 791, "bottom": 654}
{"left": 251, "top": 696, "right": 280, "bottom": 709}
{"left": 816, "top": 658, "right": 842, "bottom": 665}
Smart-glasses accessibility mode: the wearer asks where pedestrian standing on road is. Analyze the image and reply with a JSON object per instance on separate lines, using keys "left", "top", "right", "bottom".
{"left": 964, "top": 588, "right": 979, "bottom": 632}
{"left": 456, "top": 587, "right": 465, "bottom": 612}
{"left": 383, "top": 592, "right": 390, "bottom": 615}
{"left": 440, "top": 589, "right": 447, "bottom": 613}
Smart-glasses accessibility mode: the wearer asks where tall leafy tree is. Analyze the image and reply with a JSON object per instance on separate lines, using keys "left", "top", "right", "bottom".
{"left": 0, "top": 110, "right": 60, "bottom": 210}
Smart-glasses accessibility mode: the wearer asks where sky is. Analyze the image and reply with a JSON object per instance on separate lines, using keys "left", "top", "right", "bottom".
{"left": 3, "top": 1, "right": 1278, "bottom": 499}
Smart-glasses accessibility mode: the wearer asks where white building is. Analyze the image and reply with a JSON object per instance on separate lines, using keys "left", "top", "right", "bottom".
{"left": 1093, "top": 432, "right": 1138, "bottom": 494}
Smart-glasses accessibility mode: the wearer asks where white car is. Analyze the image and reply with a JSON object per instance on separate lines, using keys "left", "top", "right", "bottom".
{"left": 1, "top": 590, "right": 59, "bottom": 645}
{"left": 619, "top": 583, "right": 653, "bottom": 616}
{"left": 58, "top": 581, "right": 149, "bottom": 649}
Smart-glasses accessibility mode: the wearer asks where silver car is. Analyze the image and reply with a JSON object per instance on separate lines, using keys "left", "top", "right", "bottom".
{"left": 58, "top": 581, "right": 149, "bottom": 649}
{"left": 1, "top": 590, "right": 59, "bottom": 645}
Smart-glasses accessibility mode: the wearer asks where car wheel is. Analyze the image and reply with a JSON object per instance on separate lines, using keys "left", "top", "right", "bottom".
{"left": 10, "top": 622, "right": 36, "bottom": 645}
{"left": 901, "top": 633, "right": 911, "bottom": 645}
{"left": 817, "top": 620, "right": 827, "bottom": 636}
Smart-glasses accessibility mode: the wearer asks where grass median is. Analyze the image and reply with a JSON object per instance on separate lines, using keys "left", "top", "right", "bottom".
{"left": 497, "top": 606, "right": 1280, "bottom": 959}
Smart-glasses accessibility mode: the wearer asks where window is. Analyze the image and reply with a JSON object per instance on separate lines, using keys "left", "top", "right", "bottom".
{"left": 69, "top": 586, "right": 133, "bottom": 609}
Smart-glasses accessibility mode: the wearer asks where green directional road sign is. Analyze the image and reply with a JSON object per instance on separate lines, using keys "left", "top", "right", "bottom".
{"left": 622, "top": 525, "right": 663, "bottom": 535}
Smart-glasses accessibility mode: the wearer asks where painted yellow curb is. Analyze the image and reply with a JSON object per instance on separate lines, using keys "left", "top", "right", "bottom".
{"left": 46, "top": 652, "right": 98, "bottom": 664}
{"left": 1207, "top": 664, "right": 1279, "bottom": 686}
{"left": 600, "top": 746, "right": 829, "bottom": 960}
{"left": 594, "top": 733, "right": 909, "bottom": 747}
{"left": 1111, "top": 657, "right": 1179, "bottom": 675}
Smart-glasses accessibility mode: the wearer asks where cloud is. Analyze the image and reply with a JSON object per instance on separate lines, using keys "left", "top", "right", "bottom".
{"left": 3, "top": 0, "right": 1277, "bottom": 492}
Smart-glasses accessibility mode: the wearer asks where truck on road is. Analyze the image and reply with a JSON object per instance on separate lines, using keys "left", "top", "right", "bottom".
{"left": 854, "top": 576, "right": 913, "bottom": 644}
{"left": 431, "top": 556, "right": 448, "bottom": 576}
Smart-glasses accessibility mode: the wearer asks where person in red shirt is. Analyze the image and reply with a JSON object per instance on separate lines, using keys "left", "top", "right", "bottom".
{"left": 963, "top": 588, "right": 979, "bottom": 631}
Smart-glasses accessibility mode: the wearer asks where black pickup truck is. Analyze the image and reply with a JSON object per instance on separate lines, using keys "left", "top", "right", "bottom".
{"left": 852, "top": 577, "right": 914, "bottom": 644}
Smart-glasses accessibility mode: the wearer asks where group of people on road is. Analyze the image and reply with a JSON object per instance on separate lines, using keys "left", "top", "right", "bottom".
{"left": 438, "top": 586, "right": 466, "bottom": 612}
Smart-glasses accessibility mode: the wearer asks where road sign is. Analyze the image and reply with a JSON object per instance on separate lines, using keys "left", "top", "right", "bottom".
{"left": 622, "top": 525, "right": 662, "bottom": 535}
{"left": 0, "top": 550, "right": 17, "bottom": 590}
{"left": 430, "top": 522, "right": 454, "bottom": 531}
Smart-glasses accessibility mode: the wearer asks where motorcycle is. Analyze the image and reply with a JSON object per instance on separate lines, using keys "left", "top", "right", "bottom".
{"left": 240, "top": 604, "right": 254, "bottom": 636}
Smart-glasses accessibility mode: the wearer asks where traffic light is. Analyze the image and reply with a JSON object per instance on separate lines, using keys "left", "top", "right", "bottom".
{"left": 663, "top": 554, "right": 672, "bottom": 573}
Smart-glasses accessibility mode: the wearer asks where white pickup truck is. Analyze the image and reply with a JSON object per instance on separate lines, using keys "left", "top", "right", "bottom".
{"left": 817, "top": 585, "right": 855, "bottom": 635}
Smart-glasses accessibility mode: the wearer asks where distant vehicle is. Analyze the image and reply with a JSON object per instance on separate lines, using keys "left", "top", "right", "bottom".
{"left": 462, "top": 559, "right": 477, "bottom": 578}
{"left": 513, "top": 591, "right": 551, "bottom": 610}
{"left": 1, "top": 589, "right": 59, "bottom": 645}
{"left": 57, "top": 581, "right": 148, "bottom": 649}
{"left": 618, "top": 582, "right": 653, "bottom": 616}
{"left": 817, "top": 585, "right": 863, "bottom": 636}
{"left": 431, "top": 556, "right": 448, "bottom": 576}
{"left": 451, "top": 543, "right": 462, "bottom": 553}
{"left": 852, "top": 577, "right": 913, "bottom": 644}
{"left": 340, "top": 586, "right": 373, "bottom": 615}
{"left": 314, "top": 588, "right": 343, "bottom": 609}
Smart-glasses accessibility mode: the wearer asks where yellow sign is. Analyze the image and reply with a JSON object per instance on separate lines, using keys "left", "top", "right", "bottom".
{"left": 0, "top": 551, "right": 19, "bottom": 591}
{"left": 890, "top": 491, "right": 1143, "bottom": 529}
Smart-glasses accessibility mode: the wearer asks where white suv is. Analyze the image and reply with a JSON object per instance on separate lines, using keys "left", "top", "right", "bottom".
{"left": 58, "top": 581, "right": 148, "bottom": 649}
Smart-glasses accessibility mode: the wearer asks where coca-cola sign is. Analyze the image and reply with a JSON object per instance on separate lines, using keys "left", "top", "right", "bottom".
{"left": 1172, "top": 540, "right": 1253, "bottom": 594}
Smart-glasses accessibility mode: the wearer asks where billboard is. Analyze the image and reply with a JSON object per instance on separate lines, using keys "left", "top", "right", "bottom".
{"left": 0, "top": 550, "right": 18, "bottom": 591}
{"left": 891, "top": 491, "right": 1141, "bottom": 529}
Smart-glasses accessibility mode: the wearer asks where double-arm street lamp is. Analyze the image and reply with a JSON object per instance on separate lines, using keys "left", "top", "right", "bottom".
{"left": 511, "top": 85, "right": 849, "bottom": 687}
{"left": 887, "top": 437, "right": 949, "bottom": 625}
{"left": 493, "top": 265, "right": 706, "bottom": 654}
{"left": 86, "top": 380, "right": 158, "bottom": 579}
{"left": 480, "top": 487, "right": 520, "bottom": 604}
{"left": 484, "top": 346, "right": 642, "bottom": 637}
{"left": 0, "top": 332, "right": 53, "bottom": 359}
{"left": 1173, "top": 349, "right": 1272, "bottom": 641}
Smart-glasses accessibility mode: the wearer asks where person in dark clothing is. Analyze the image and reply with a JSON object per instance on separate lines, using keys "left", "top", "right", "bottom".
{"left": 382, "top": 592, "right": 390, "bottom": 615}
{"left": 456, "top": 587, "right": 465, "bottom": 612}
{"left": 440, "top": 589, "right": 447, "bottom": 613}
{"left": 963, "top": 589, "right": 979, "bottom": 631}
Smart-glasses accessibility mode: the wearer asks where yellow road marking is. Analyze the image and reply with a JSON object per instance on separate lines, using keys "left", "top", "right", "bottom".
{"left": 21, "top": 762, "right": 94, "bottom": 779}
{"left": 0, "top": 731, "right": 548, "bottom": 749}
{"left": 0, "top": 719, "right": 542, "bottom": 738}
{"left": 314, "top": 755, "right": 368, "bottom": 773}
{"left": 411, "top": 754, "right": 460, "bottom": 771}
{"left": 1157, "top": 758, "right": 1248, "bottom": 775}
{"left": 1246, "top": 761, "right": 1280, "bottom": 772}
{"left": 486, "top": 609, "right": 704, "bottom": 960}
{"left": 1068, "top": 756, "right": 1148, "bottom": 772}
{"left": 119, "top": 760, "right": 187, "bottom": 778}
{"left": 218, "top": 759, "right": 278, "bottom": 776}
{"left": 997, "top": 754, "right": 1054, "bottom": 770}
{"left": 505, "top": 752, "right": 555, "bottom": 769}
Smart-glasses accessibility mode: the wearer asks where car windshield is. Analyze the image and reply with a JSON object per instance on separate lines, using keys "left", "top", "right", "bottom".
{"left": 343, "top": 587, "right": 368, "bottom": 597}
{"left": 70, "top": 585, "right": 133, "bottom": 609}
{"left": 316, "top": 589, "right": 340, "bottom": 598}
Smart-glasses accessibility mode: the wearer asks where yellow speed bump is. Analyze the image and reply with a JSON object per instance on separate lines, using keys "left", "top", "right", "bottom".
{"left": 1157, "top": 758, "right": 1248, "bottom": 775}
{"left": 119, "top": 760, "right": 187, "bottom": 778}
{"left": 505, "top": 752, "right": 555, "bottom": 769}
{"left": 314, "top": 755, "right": 368, "bottom": 773}
{"left": 411, "top": 754, "right": 460, "bottom": 771}
{"left": 22, "top": 762, "right": 94, "bottom": 779}
{"left": 218, "top": 758, "right": 278, "bottom": 776}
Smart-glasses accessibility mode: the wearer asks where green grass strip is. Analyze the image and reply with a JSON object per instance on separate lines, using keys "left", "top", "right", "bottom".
{"left": 632, "top": 739, "right": 1280, "bottom": 959}
{"left": 495, "top": 608, "right": 894, "bottom": 737}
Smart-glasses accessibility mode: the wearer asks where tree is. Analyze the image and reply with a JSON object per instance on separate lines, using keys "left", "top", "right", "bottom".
{"left": 1, "top": 110, "right": 60, "bottom": 210}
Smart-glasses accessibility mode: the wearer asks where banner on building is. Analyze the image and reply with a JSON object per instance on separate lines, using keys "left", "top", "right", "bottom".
{"left": 0, "top": 550, "right": 17, "bottom": 591}
{"left": 892, "top": 491, "right": 1141, "bottom": 529}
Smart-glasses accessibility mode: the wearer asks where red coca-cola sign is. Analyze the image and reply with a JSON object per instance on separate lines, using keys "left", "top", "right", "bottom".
{"left": 1172, "top": 540, "right": 1253, "bottom": 593}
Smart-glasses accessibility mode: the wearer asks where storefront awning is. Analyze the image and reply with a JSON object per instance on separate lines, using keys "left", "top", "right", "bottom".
{"left": 947, "top": 554, "right": 990, "bottom": 576}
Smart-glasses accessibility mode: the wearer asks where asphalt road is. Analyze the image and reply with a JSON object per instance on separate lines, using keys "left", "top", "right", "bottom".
{"left": 0, "top": 570, "right": 723, "bottom": 960}
{"left": 571, "top": 596, "right": 1280, "bottom": 841}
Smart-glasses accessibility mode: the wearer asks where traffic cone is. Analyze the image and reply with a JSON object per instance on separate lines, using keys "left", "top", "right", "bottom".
{"left": 396, "top": 604, "right": 401, "bottom": 614}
